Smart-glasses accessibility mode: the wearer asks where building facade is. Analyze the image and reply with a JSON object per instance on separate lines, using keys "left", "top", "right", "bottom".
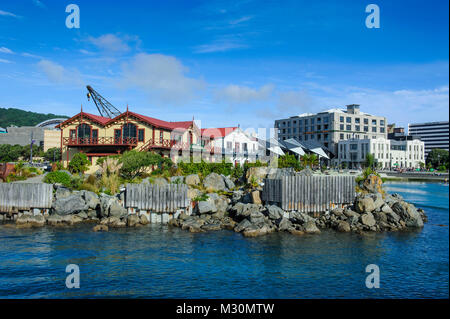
{"left": 201, "top": 127, "right": 260, "bottom": 165}
{"left": 337, "top": 136, "right": 425, "bottom": 169}
{"left": 57, "top": 110, "right": 200, "bottom": 173}
{"left": 275, "top": 104, "right": 387, "bottom": 163}
{"left": 408, "top": 121, "right": 449, "bottom": 159}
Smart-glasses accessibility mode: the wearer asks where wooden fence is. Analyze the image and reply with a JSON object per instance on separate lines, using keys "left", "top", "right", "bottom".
{"left": 125, "top": 183, "right": 189, "bottom": 213}
{"left": 262, "top": 175, "right": 356, "bottom": 212}
{"left": 0, "top": 183, "right": 53, "bottom": 213}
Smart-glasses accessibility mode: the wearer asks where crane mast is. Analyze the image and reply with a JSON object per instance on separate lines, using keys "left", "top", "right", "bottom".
{"left": 86, "top": 85, "right": 122, "bottom": 118}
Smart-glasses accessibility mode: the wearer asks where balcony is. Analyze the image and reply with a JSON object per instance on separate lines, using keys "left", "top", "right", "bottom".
{"left": 63, "top": 137, "right": 138, "bottom": 147}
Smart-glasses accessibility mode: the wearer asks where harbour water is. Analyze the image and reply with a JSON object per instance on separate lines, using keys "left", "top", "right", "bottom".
{"left": 0, "top": 182, "right": 448, "bottom": 298}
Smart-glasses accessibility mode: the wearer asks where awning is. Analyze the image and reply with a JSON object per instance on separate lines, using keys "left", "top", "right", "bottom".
{"left": 280, "top": 138, "right": 306, "bottom": 156}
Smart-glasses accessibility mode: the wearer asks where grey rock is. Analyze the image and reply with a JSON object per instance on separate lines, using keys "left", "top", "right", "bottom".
{"left": 170, "top": 176, "right": 184, "bottom": 184}
{"left": 266, "top": 205, "right": 284, "bottom": 220}
{"left": 355, "top": 196, "right": 376, "bottom": 214}
{"left": 197, "top": 200, "right": 217, "bottom": 214}
{"left": 337, "top": 220, "right": 351, "bottom": 232}
{"left": 153, "top": 177, "right": 169, "bottom": 187}
{"left": 234, "top": 219, "right": 252, "bottom": 232}
{"left": 108, "top": 200, "right": 127, "bottom": 218}
{"left": 82, "top": 190, "right": 100, "bottom": 210}
{"left": 223, "top": 176, "right": 235, "bottom": 189}
{"left": 185, "top": 174, "right": 200, "bottom": 186}
{"left": 53, "top": 193, "right": 88, "bottom": 215}
{"left": 304, "top": 220, "right": 321, "bottom": 234}
{"left": 127, "top": 214, "right": 140, "bottom": 227}
{"left": 203, "top": 173, "right": 227, "bottom": 191}
{"left": 249, "top": 211, "right": 265, "bottom": 225}
{"left": 276, "top": 217, "right": 293, "bottom": 231}
{"left": 360, "top": 212, "right": 376, "bottom": 227}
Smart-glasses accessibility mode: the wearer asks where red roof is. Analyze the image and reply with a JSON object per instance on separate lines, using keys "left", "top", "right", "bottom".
{"left": 57, "top": 110, "right": 194, "bottom": 131}
{"left": 201, "top": 127, "right": 238, "bottom": 138}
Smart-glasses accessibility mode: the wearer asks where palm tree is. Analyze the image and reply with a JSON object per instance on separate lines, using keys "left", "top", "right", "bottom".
{"left": 300, "top": 154, "right": 319, "bottom": 168}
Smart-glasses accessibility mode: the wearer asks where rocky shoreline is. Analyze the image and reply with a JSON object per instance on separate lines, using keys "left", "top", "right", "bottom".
{"left": 2, "top": 169, "right": 427, "bottom": 236}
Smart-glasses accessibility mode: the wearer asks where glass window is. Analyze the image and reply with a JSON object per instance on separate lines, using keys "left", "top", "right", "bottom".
{"left": 340, "top": 133, "right": 344, "bottom": 139}
{"left": 364, "top": 126, "right": 368, "bottom": 132}
{"left": 372, "top": 127, "right": 377, "bottom": 133}
{"left": 364, "top": 118, "right": 368, "bottom": 124}
{"left": 346, "top": 117, "right": 351, "bottom": 123}
{"left": 380, "top": 120, "right": 385, "bottom": 126}
{"left": 372, "top": 119, "right": 377, "bottom": 125}
{"left": 340, "top": 116, "right": 344, "bottom": 123}
{"left": 355, "top": 125, "right": 360, "bottom": 131}
{"left": 346, "top": 125, "right": 351, "bottom": 130}
{"left": 355, "top": 118, "right": 360, "bottom": 124}
{"left": 340, "top": 124, "right": 344, "bottom": 130}
{"left": 138, "top": 129, "right": 144, "bottom": 142}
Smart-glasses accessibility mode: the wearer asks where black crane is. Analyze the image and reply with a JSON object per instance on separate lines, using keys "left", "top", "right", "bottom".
{"left": 86, "top": 85, "right": 122, "bottom": 118}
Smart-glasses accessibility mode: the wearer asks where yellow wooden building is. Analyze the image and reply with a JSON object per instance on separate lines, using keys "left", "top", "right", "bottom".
{"left": 56, "top": 109, "right": 201, "bottom": 173}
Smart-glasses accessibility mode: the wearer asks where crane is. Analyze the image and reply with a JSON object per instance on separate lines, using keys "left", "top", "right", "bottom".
{"left": 86, "top": 85, "right": 122, "bottom": 118}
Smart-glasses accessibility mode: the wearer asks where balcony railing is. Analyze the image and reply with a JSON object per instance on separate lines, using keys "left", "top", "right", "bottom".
{"left": 63, "top": 137, "right": 138, "bottom": 146}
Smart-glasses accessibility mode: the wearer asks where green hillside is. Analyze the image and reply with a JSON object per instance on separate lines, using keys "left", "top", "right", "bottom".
{"left": 0, "top": 107, "right": 69, "bottom": 128}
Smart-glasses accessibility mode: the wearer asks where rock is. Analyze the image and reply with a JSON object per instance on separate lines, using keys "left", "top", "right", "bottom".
{"left": 93, "top": 225, "right": 108, "bottom": 232}
{"left": 47, "top": 214, "right": 63, "bottom": 226}
{"left": 243, "top": 224, "right": 270, "bottom": 237}
{"left": 267, "top": 168, "right": 295, "bottom": 179}
{"left": 337, "top": 220, "right": 351, "bottom": 232}
{"left": 361, "top": 174, "right": 383, "bottom": 194}
{"left": 187, "top": 188, "right": 201, "bottom": 200}
{"left": 251, "top": 190, "right": 262, "bottom": 205}
{"left": 185, "top": 174, "right": 200, "bottom": 186}
{"left": 140, "top": 214, "right": 149, "bottom": 225}
{"left": 372, "top": 193, "right": 385, "bottom": 211}
{"left": 249, "top": 211, "right": 265, "bottom": 225}
{"left": 153, "top": 177, "right": 169, "bottom": 187}
{"left": 276, "top": 217, "right": 293, "bottom": 231}
{"left": 360, "top": 212, "right": 376, "bottom": 227}
{"left": 197, "top": 200, "right": 217, "bottom": 214}
{"left": 201, "top": 223, "right": 221, "bottom": 231}
{"left": 53, "top": 193, "right": 88, "bottom": 215}
{"left": 304, "top": 220, "right": 320, "bottom": 234}
{"left": 221, "top": 217, "right": 237, "bottom": 230}
{"left": 373, "top": 211, "right": 387, "bottom": 223}
{"left": 385, "top": 210, "right": 400, "bottom": 224}
{"left": 203, "top": 173, "right": 227, "bottom": 191}
{"left": 297, "top": 167, "right": 314, "bottom": 176}
{"left": 290, "top": 212, "right": 315, "bottom": 224}
{"left": 331, "top": 208, "right": 344, "bottom": 217}
{"left": 266, "top": 205, "right": 284, "bottom": 220}
{"left": 77, "top": 212, "right": 88, "bottom": 219}
{"left": 290, "top": 229, "right": 305, "bottom": 235}
{"left": 170, "top": 176, "right": 184, "bottom": 184}
{"left": 245, "top": 167, "right": 268, "bottom": 185}
{"left": 82, "top": 190, "right": 100, "bottom": 210}
{"left": 223, "top": 176, "right": 235, "bottom": 189}
{"left": 127, "top": 214, "right": 140, "bottom": 227}
{"left": 55, "top": 186, "right": 72, "bottom": 199}
{"left": 16, "top": 215, "right": 45, "bottom": 227}
{"left": 355, "top": 196, "right": 376, "bottom": 214}
{"left": 396, "top": 202, "right": 424, "bottom": 228}
{"left": 108, "top": 200, "right": 127, "bottom": 218}
{"left": 344, "top": 209, "right": 360, "bottom": 219}
{"left": 234, "top": 219, "right": 252, "bottom": 232}
{"left": 381, "top": 204, "right": 393, "bottom": 214}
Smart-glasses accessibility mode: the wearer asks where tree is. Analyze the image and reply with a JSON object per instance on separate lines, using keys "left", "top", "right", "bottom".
{"left": 278, "top": 154, "right": 301, "bottom": 170}
{"left": 364, "top": 153, "right": 376, "bottom": 169}
{"left": 68, "top": 153, "right": 91, "bottom": 174}
{"left": 43, "top": 147, "right": 62, "bottom": 162}
{"left": 427, "top": 149, "right": 449, "bottom": 169}
{"left": 300, "top": 154, "right": 318, "bottom": 168}
{"left": 0, "top": 144, "right": 22, "bottom": 162}
{"left": 119, "top": 150, "right": 164, "bottom": 179}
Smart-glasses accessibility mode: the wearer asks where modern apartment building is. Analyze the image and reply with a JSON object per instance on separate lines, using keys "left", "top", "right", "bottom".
{"left": 408, "top": 121, "right": 449, "bottom": 159}
{"left": 274, "top": 104, "right": 387, "bottom": 163}
{"left": 337, "top": 136, "right": 425, "bottom": 169}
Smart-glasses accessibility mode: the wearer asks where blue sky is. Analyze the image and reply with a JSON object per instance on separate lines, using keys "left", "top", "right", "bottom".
{"left": 0, "top": 0, "right": 448, "bottom": 131}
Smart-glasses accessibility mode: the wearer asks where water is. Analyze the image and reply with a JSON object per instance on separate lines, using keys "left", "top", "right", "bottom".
{"left": 0, "top": 182, "right": 448, "bottom": 298}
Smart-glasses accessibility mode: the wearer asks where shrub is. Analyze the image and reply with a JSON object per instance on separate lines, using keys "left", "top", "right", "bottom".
{"left": 43, "top": 171, "right": 72, "bottom": 187}
{"left": 243, "top": 160, "right": 267, "bottom": 171}
{"left": 119, "top": 150, "right": 168, "bottom": 180}
{"left": 192, "top": 193, "right": 209, "bottom": 202}
{"left": 279, "top": 154, "right": 302, "bottom": 170}
{"left": 68, "top": 153, "right": 91, "bottom": 174}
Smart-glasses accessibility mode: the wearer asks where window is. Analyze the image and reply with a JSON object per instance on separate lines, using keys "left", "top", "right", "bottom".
{"left": 324, "top": 117, "right": 329, "bottom": 123}
{"left": 350, "top": 144, "right": 358, "bottom": 150}
{"left": 305, "top": 119, "right": 309, "bottom": 125}
{"left": 324, "top": 124, "right": 328, "bottom": 130}
{"left": 372, "top": 119, "right": 377, "bottom": 125}
{"left": 160, "top": 131, "right": 163, "bottom": 142}
{"left": 346, "top": 117, "right": 351, "bottom": 123}
{"left": 311, "top": 118, "right": 315, "bottom": 125}
{"left": 77, "top": 123, "right": 91, "bottom": 139}
{"left": 380, "top": 127, "right": 385, "bottom": 133}
{"left": 70, "top": 129, "right": 76, "bottom": 138}
{"left": 227, "top": 141, "right": 232, "bottom": 149}
{"left": 138, "top": 129, "right": 145, "bottom": 142}
{"left": 364, "top": 118, "right": 368, "bottom": 124}
{"left": 355, "top": 125, "right": 360, "bottom": 131}
{"left": 364, "top": 126, "right": 369, "bottom": 132}
{"left": 355, "top": 118, "right": 360, "bottom": 124}
{"left": 317, "top": 125, "right": 321, "bottom": 130}
{"left": 317, "top": 118, "right": 321, "bottom": 123}
{"left": 310, "top": 134, "right": 314, "bottom": 140}
{"left": 346, "top": 125, "right": 351, "bottom": 130}
{"left": 293, "top": 128, "right": 296, "bottom": 133}
{"left": 243, "top": 143, "right": 248, "bottom": 152}
{"left": 380, "top": 120, "right": 385, "bottom": 126}
{"left": 123, "top": 123, "right": 137, "bottom": 140}
{"left": 340, "top": 124, "right": 344, "bottom": 130}
{"left": 372, "top": 127, "right": 377, "bottom": 133}
{"left": 92, "top": 129, "right": 98, "bottom": 144}
{"left": 317, "top": 134, "right": 321, "bottom": 140}
{"left": 340, "top": 133, "right": 344, "bottom": 139}
{"left": 340, "top": 116, "right": 344, "bottom": 123}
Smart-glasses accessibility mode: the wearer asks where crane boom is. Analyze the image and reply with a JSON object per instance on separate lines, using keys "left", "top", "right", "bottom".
{"left": 86, "top": 85, "right": 122, "bottom": 118}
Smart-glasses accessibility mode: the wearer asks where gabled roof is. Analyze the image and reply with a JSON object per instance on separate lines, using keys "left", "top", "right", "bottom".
{"left": 56, "top": 112, "right": 110, "bottom": 128}
{"left": 201, "top": 127, "right": 238, "bottom": 138}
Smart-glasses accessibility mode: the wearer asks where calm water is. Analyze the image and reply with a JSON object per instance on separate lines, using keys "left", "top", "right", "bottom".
{"left": 0, "top": 182, "right": 448, "bottom": 298}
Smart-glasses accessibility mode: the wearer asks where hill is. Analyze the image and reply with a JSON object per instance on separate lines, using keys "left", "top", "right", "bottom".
{"left": 0, "top": 107, "right": 69, "bottom": 128}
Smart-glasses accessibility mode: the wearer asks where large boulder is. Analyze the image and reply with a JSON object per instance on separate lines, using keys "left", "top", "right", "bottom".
{"left": 185, "top": 174, "right": 200, "bottom": 186}
{"left": 246, "top": 167, "right": 269, "bottom": 185}
{"left": 251, "top": 190, "right": 262, "bottom": 205}
{"left": 360, "top": 212, "right": 376, "bottom": 227}
{"left": 203, "top": 173, "right": 227, "bottom": 191}
{"left": 336, "top": 220, "right": 351, "bottom": 232}
{"left": 266, "top": 205, "right": 284, "bottom": 220}
{"left": 108, "top": 200, "right": 127, "bottom": 218}
{"left": 230, "top": 203, "right": 262, "bottom": 220}
{"left": 127, "top": 214, "right": 140, "bottom": 227}
{"left": 82, "top": 190, "right": 100, "bottom": 210}
{"left": 153, "top": 177, "right": 169, "bottom": 187}
{"left": 53, "top": 193, "right": 88, "bottom": 215}
{"left": 361, "top": 174, "right": 383, "bottom": 194}
{"left": 290, "top": 211, "right": 315, "bottom": 224}
{"left": 276, "top": 217, "right": 293, "bottom": 231}
{"left": 197, "top": 200, "right": 217, "bottom": 214}
{"left": 304, "top": 221, "right": 321, "bottom": 234}
{"left": 223, "top": 176, "right": 235, "bottom": 189}
{"left": 392, "top": 202, "right": 423, "bottom": 227}
{"left": 355, "top": 196, "right": 376, "bottom": 214}
{"left": 249, "top": 211, "right": 265, "bottom": 226}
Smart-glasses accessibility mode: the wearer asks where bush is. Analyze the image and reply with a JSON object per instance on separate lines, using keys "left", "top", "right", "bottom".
{"left": 243, "top": 160, "right": 267, "bottom": 171}
{"left": 119, "top": 150, "right": 167, "bottom": 180}
{"left": 178, "top": 159, "right": 233, "bottom": 177}
{"left": 43, "top": 171, "right": 72, "bottom": 187}
{"left": 279, "top": 154, "right": 303, "bottom": 171}
{"left": 68, "top": 153, "right": 91, "bottom": 174}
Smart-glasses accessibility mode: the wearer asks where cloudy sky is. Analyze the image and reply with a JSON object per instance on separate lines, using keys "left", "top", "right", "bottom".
{"left": 0, "top": 0, "right": 448, "bottom": 131}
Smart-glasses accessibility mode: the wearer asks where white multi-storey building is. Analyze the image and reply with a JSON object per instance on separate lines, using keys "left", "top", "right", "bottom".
{"left": 337, "top": 136, "right": 425, "bottom": 169}
{"left": 408, "top": 121, "right": 449, "bottom": 159}
{"left": 201, "top": 127, "right": 260, "bottom": 165}
{"left": 274, "top": 104, "right": 387, "bottom": 164}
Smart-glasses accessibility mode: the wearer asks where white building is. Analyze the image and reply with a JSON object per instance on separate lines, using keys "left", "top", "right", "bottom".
{"left": 337, "top": 136, "right": 425, "bottom": 169}
{"left": 408, "top": 121, "right": 449, "bottom": 159}
{"left": 201, "top": 127, "right": 260, "bottom": 165}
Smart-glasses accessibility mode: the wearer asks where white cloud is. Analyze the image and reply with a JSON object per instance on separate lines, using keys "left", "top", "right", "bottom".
{"left": 21, "top": 52, "right": 42, "bottom": 59}
{"left": 277, "top": 90, "right": 315, "bottom": 113}
{"left": 215, "top": 84, "right": 274, "bottom": 103}
{"left": 87, "top": 34, "right": 139, "bottom": 53}
{"left": 32, "top": 0, "right": 46, "bottom": 8}
{"left": 0, "top": 10, "right": 19, "bottom": 18}
{"left": 229, "top": 16, "right": 253, "bottom": 25}
{"left": 0, "top": 47, "right": 14, "bottom": 54}
{"left": 119, "top": 53, "right": 205, "bottom": 104}
{"left": 194, "top": 39, "right": 248, "bottom": 53}
{"left": 37, "top": 59, "right": 82, "bottom": 85}
{"left": 0, "top": 58, "right": 12, "bottom": 64}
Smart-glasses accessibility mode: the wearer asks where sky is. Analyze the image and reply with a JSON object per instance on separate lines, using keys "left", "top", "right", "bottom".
{"left": 0, "top": 0, "right": 448, "bottom": 132}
